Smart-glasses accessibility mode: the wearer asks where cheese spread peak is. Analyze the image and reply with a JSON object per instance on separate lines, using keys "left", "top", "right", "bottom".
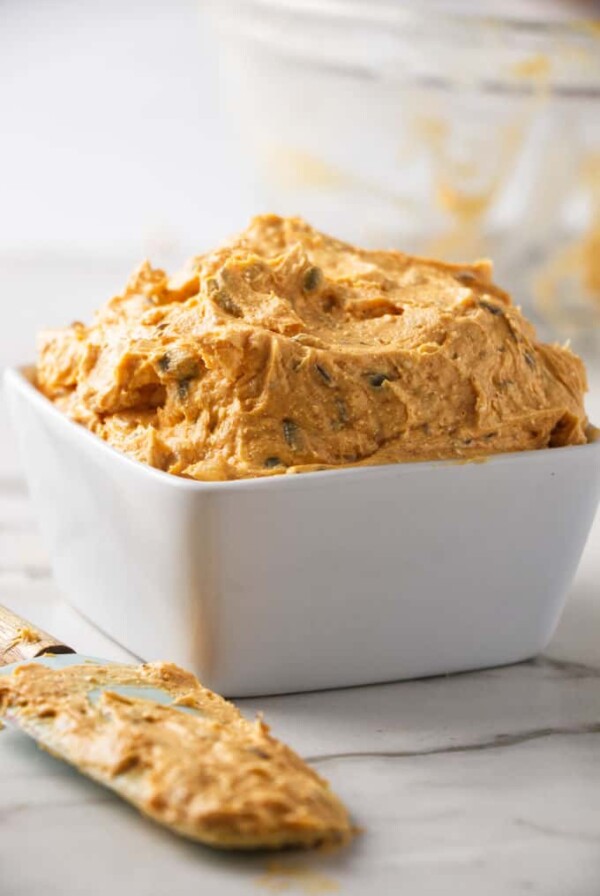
{"left": 37, "top": 215, "right": 590, "bottom": 480}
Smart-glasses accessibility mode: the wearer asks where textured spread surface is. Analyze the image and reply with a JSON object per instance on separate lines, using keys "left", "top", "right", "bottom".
{"left": 37, "top": 215, "right": 589, "bottom": 480}
{"left": 0, "top": 661, "right": 353, "bottom": 849}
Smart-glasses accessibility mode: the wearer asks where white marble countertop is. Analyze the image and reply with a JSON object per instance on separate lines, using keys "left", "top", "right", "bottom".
{"left": 1, "top": 462, "right": 599, "bottom": 895}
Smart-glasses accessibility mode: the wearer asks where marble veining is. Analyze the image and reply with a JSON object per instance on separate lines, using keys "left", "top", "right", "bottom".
{"left": 306, "top": 720, "right": 600, "bottom": 764}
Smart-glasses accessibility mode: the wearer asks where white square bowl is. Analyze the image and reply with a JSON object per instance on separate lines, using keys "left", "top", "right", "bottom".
{"left": 5, "top": 366, "right": 600, "bottom": 696}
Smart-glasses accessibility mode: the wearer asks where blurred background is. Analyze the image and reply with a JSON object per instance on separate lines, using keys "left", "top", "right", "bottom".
{"left": 2, "top": 0, "right": 600, "bottom": 474}
{"left": 1, "top": 0, "right": 245, "bottom": 474}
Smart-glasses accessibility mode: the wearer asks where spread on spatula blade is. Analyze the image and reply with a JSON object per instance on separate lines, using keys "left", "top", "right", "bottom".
{"left": 0, "top": 660, "right": 353, "bottom": 850}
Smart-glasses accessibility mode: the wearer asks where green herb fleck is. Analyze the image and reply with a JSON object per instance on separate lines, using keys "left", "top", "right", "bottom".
{"left": 303, "top": 267, "right": 323, "bottom": 292}
{"left": 282, "top": 419, "right": 300, "bottom": 449}
{"left": 177, "top": 377, "right": 193, "bottom": 400}
{"left": 335, "top": 397, "right": 349, "bottom": 426}
{"left": 214, "top": 290, "right": 242, "bottom": 318}
{"left": 248, "top": 746, "right": 270, "bottom": 759}
{"left": 315, "top": 363, "right": 332, "bottom": 385}
{"left": 480, "top": 300, "right": 504, "bottom": 317}
{"left": 367, "top": 372, "right": 390, "bottom": 388}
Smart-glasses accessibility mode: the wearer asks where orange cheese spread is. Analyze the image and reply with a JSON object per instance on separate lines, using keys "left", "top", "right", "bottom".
{"left": 36, "top": 215, "right": 590, "bottom": 481}
{"left": 0, "top": 660, "right": 353, "bottom": 850}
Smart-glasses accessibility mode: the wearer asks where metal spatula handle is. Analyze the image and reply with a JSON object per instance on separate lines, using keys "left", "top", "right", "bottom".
{"left": 0, "top": 604, "right": 74, "bottom": 667}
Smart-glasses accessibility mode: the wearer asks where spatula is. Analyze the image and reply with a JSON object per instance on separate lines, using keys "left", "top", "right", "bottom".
{"left": 0, "top": 604, "right": 352, "bottom": 850}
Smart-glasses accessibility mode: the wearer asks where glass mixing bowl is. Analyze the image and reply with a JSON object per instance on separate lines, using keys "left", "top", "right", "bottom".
{"left": 206, "top": 0, "right": 600, "bottom": 348}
